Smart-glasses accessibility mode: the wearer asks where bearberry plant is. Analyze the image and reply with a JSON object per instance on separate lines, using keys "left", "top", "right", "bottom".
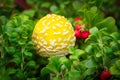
{"left": 0, "top": 0, "right": 120, "bottom": 80}
{"left": 40, "top": 6, "right": 120, "bottom": 80}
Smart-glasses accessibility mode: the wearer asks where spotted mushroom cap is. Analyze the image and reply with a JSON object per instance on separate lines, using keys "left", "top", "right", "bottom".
{"left": 32, "top": 14, "right": 76, "bottom": 57}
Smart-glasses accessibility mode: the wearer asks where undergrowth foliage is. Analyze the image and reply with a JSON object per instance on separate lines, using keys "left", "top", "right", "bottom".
{"left": 0, "top": 0, "right": 120, "bottom": 80}
{"left": 0, "top": 15, "right": 40, "bottom": 80}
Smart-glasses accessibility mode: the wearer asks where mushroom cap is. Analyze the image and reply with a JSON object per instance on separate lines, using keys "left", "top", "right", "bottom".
{"left": 32, "top": 14, "right": 76, "bottom": 57}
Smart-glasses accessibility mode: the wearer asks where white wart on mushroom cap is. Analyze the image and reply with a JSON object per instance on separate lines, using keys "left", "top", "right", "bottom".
{"left": 32, "top": 14, "right": 76, "bottom": 57}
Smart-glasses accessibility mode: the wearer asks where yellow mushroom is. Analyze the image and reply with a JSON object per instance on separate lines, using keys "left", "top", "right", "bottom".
{"left": 32, "top": 14, "right": 76, "bottom": 57}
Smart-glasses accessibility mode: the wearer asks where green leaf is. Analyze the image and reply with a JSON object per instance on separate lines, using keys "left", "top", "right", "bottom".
{"left": 90, "top": 7, "right": 97, "bottom": 13}
{"left": 52, "top": 77, "right": 61, "bottom": 80}
{"left": 18, "top": 40, "right": 26, "bottom": 45}
{"left": 26, "top": 60, "right": 36, "bottom": 67}
{"left": 84, "top": 8, "right": 97, "bottom": 25}
{"left": 13, "top": 52, "right": 21, "bottom": 57}
{"left": 70, "top": 49, "right": 85, "bottom": 60}
{"left": 41, "top": 2, "right": 51, "bottom": 8}
{"left": 110, "top": 60, "right": 120, "bottom": 75}
{"left": 0, "top": 16, "right": 7, "bottom": 25}
{"left": 110, "top": 41, "right": 119, "bottom": 51}
{"left": 104, "top": 46, "right": 113, "bottom": 55}
{"left": 116, "top": 60, "right": 120, "bottom": 68}
{"left": 75, "top": 49, "right": 85, "bottom": 55}
{"left": 0, "top": 67, "right": 10, "bottom": 80}
{"left": 41, "top": 67, "right": 52, "bottom": 76}
{"left": 110, "top": 65, "right": 120, "bottom": 75}
{"left": 102, "top": 36, "right": 112, "bottom": 42}
{"left": 10, "top": 57, "right": 21, "bottom": 65}
{"left": 85, "top": 27, "right": 99, "bottom": 42}
{"left": 16, "top": 69, "right": 25, "bottom": 79}
{"left": 111, "top": 32, "right": 120, "bottom": 40}
{"left": 26, "top": 0, "right": 35, "bottom": 5}
{"left": 28, "top": 41, "right": 35, "bottom": 45}
{"left": 69, "top": 47, "right": 75, "bottom": 54}
{"left": 95, "top": 52, "right": 102, "bottom": 57}
{"left": 19, "top": 15, "right": 29, "bottom": 22}
{"left": 60, "top": 57, "right": 71, "bottom": 70}
{"left": 85, "top": 59, "right": 96, "bottom": 68}
{"left": 59, "top": 57, "right": 68, "bottom": 64}
{"left": 97, "top": 17, "right": 117, "bottom": 33}
{"left": 27, "top": 78, "right": 37, "bottom": 80}
{"left": 72, "top": 1, "right": 81, "bottom": 10}
{"left": 8, "top": 32, "right": 18, "bottom": 38}
{"left": 69, "top": 70, "right": 80, "bottom": 80}
{"left": 22, "top": 10, "right": 35, "bottom": 18}
{"left": 85, "top": 45, "right": 93, "bottom": 54}
{"left": 89, "top": 27, "right": 98, "bottom": 34}
{"left": 7, "top": 68, "right": 16, "bottom": 75}
{"left": 41, "top": 64, "right": 58, "bottom": 76}
{"left": 64, "top": 61, "right": 71, "bottom": 71}
{"left": 84, "top": 68, "right": 95, "bottom": 76}
{"left": 50, "top": 5, "right": 58, "bottom": 12}
{"left": 49, "top": 56, "right": 61, "bottom": 71}
{"left": 60, "top": 4, "right": 65, "bottom": 9}
{"left": 5, "top": 46, "right": 15, "bottom": 55}
{"left": 13, "top": 16, "right": 22, "bottom": 26}
{"left": 24, "top": 51, "right": 33, "bottom": 58}
{"left": 70, "top": 55, "right": 78, "bottom": 60}
{"left": 85, "top": 34, "right": 98, "bottom": 43}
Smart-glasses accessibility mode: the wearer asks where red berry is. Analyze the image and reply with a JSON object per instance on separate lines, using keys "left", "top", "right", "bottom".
{"left": 75, "top": 24, "right": 82, "bottom": 30}
{"left": 14, "top": 0, "right": 32, "bottom": 9}
{"left": 81, "top": 30, "right": 90, "bottom": 39}
{"left": 74, "top": 17, "right": 81, "bottom": 22}
{"left": 74, "top": 29, "right": 81, "bottom": 38}
{"left": 100, "top": 71, "right": 112, "bottom": 80}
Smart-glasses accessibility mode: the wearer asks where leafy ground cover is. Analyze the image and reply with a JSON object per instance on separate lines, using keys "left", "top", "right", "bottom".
{"left": 0, "top": 0, "right": 120, "bottom": 80}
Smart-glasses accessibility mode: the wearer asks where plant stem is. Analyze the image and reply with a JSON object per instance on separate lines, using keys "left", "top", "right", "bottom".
{"left": 0, "top": 35, "right": 4, "bottom": 59}
{"left": 98, "top": 39, "right": 107, "bottom": 70}
{"left": 21, "top": 47, "right": 25, "bottom": 71}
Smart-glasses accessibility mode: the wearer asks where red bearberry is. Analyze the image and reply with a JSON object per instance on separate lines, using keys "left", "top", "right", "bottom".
{"left": 74, "top": 29, "right": 81, "bottom": 38}
{"left": 81, "top": 30, "right": 90, "bottom": 39}
{"left": 74, "top": 17, "right": 81, "bottom": 22}
{"left": 100, "top": 71, "right": 112, "bottom": 80}
{"left": 75, "top": 24, "right": 82, "bottom": 30}
{"left": 14, "top": 0, "right": 32, "bottom": 9}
